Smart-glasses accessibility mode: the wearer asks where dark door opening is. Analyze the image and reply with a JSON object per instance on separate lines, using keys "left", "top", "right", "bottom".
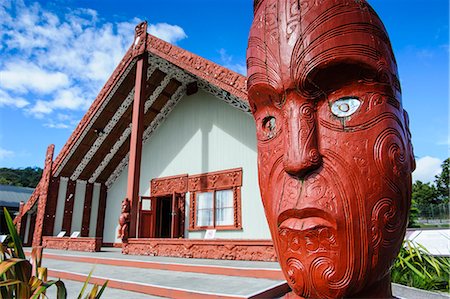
{"left": 138, "top": 193, "right": 185, "bottom": 239}
{"left": 156, "top": 196, "right": 172, "bottom": 238}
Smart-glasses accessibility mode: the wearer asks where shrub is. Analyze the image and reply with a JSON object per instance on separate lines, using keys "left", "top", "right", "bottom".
{"left": 0, "top": 208, "right": 107, "bottom": 298}
{"left": 391, "top": 240, "right": 450, "bottom": 292}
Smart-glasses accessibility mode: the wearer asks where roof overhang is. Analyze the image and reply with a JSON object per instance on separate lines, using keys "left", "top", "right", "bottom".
{"left": 50, "top": 24, "right": 249, "bottom": 189}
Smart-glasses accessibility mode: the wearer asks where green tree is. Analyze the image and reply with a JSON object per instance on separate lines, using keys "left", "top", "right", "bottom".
{"left": 0, "top": 167, "right": 43, "bottom": 188}
{"left": 408, "top": 199, "right": 420, "bottom": 228}
{"left": 412, "top": 180, "right": 438, "bottom": 207}
{"left": 434, "top": 158, "right": 449, "bottom": 203}
{"left": 411, "top": 180, "right": 439, "bottom": 221}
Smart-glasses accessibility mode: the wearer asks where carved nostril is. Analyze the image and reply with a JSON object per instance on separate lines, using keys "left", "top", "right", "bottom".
{"left": 283, "top": 152, "right": 322, "bottom": 178}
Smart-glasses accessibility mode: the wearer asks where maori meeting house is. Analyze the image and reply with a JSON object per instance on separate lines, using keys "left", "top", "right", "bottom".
{"left": 14, "top": 22, "right": 275, "bottom": 261}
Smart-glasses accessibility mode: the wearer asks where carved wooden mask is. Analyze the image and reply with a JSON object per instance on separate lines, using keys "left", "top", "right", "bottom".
{"left": 247, "top": 1, "right": 415, "bottom": 298}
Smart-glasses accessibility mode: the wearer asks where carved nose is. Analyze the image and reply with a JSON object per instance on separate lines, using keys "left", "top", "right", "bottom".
{"left": 283, "top": 96, "right": 322, "bottom": 178}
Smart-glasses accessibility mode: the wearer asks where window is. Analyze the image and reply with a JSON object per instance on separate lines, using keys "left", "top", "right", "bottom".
{"left": 189, "top": 168, "right": 242, "bottom": 230}
{"left": 195, "top": 189, "right": 234, "bottom": 227}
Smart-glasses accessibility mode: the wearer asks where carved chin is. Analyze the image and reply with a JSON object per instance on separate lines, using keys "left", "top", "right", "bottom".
{"left": 276, "top": 225, "right": 344, "bottom": 298}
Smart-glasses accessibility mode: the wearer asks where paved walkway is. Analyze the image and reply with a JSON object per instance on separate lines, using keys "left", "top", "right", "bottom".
{"left": 26, "top": 247, "right": 287, "bottom": 298}
{"left": 40, "top": 247, "right": 281, "bottom": 269}
{"left": 46, "top": 277, "right": 164, "bottom": 299}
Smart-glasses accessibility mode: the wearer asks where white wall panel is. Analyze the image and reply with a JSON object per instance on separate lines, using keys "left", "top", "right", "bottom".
{"left": 53, "top": 177, "right": 68, "bottom": 236}
{"left": 103, "top": 169, "right": 127, "bottom": 243}
{"left": 106, "top": 90, "right": 270, "bottom": 241}
{"left": 88, "top": 183, "right": 101, "bottom": 238}
{"left": 71, "top": 181, "right": 86, "bottom": 234}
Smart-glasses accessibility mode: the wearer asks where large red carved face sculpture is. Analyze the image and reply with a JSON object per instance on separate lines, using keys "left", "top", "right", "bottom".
{"left": 247, "top": 1, "right": 415, "bottom": 298}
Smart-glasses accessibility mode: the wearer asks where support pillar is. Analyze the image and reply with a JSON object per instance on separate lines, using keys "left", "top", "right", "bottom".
{"left": 81, "top": 183, "right": 94, "bottom": 237}
{"left": 127, "top": 49, "right": 148, "bottom": 238}
{"left": 16, "top": 201, "right": 25, "bottom": 236}
{"left": 96, "top": 184, "right": 107, "bottom": 239}
{"left": 62, "top": 179, "right": 76, "bottom": 235}
{"left": 171, "top": 192, "right": 177, "bottom": 238}
{"left": 32, "top": 144, "right": 54, "bottom": 247}
{"left": 43, "top": 177, "right": 60, "bottom": 236}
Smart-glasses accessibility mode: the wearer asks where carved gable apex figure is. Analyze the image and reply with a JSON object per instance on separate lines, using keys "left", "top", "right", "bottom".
{"left": 247, "top": 0, "right": 415, "bottom": 298}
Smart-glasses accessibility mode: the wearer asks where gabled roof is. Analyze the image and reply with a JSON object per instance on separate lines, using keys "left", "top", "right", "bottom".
{"left": 50, "top": 23, "right": 249, "bottom": 188}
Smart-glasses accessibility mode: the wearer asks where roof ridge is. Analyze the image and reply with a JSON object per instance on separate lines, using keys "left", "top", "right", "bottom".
{"left": 50, "top": 22, "right": 249, "bottom": 179}
{"left": 146, "top": 33, "right": 248, "bottom": 100}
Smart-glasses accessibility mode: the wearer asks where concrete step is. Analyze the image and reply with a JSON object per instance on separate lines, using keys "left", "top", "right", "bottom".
{"left": 26, "top": 248, "right": 290, "bottom": 298}
{"left": 34, "top": 249, "right": 284, "bottom": 280}
{"left": 43, "top": 259, "right": 288, "bottom": 298}
{"left": 46, "top": 276, "right": 164, "bottom": 299}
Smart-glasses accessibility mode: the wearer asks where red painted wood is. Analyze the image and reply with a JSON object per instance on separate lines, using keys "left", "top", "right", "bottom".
{"left": 139, "top": 212, "right": 152, "bottom": 238}
{"left": 81, "top": 183, "right": 94, "bottom": 237}
{"left": 150, "top": 174, "right": 188, "bottom": 197}
{"left": 42, "top": 237, "right": 102, "bottom": 252}
{"left": 247, "top": 1, "right": 415, "bottom": 298}
{"left": 62, "top": 179, "right": 76, "bottom": 235}
{"left": 170, "top": 192, "right": 177, "bottom": 238}
{"left": 95, "top": 184, "right": 107, "bottom": 238}
{"left": 127, "top": 53, "right": 148, "bottom": 239}
{"left": 138, "top": 196, "right": 155, "bottom": 238}
{"left": 43, "top": 177, "right": 60, "bottom": 236}
{"left": 19, "top": 212, "right": 26, "bottom": 241}
{"left": 188, "top": 168, "right": 243, "bottom": 230}
{"left": 123, "top": 239, "right": 277, "bottom": 261}
{"left": 32, "top": 144, "right": 55, "bottom": 246}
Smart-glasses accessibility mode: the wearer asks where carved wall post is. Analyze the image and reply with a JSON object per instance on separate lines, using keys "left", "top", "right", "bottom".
{"left": 127, "top": 21, "right": 148, "bottom": 239}
{"left": 43, "top": 177, "right": 60, "bottom": 236}
{"left": 96, "top": 183, "right": 107, "bottom": 239}
{"left": 81, "top": 182, "right": 94, "bottom": 237}
{"left": 62, "top": 179, "right": 76, "bottom": 236}
{"left": 32, "top": 144, "right": 54, "bottom": 247}
{"left": 16, "top": 201, "right": 25, "bottom": 237}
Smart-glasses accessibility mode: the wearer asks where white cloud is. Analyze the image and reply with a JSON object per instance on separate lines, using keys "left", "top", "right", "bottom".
{"left": 0, "top": 147, "right": 14, "bottom": 159}
{"left": 0, "top": 89, "right": 29, "bottom": 108}
{"left": 0, "top": 60, "right": 69, "bottom": 94}
{"left": 413, "top": 156, "right": 442, "bottom": 183}
{"left": 42, "top": 113, "right": 78, "bottom": 129}
{"left": 27, "top": 87, "right": 90, "bottom": 116}
{"left": 43, "top": 122, "right": 69, "bottom": 129}
{"left": 218, "top": 48, "right": 246, "bottom": 75}
{"left": 0, "top": 1, "right": 188, "bottom": 127}
{"left": 148, "top": 23, "right": 187, "bottom": 44}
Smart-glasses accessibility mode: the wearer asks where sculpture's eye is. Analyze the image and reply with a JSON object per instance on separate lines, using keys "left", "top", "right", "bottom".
{"left": 331, "top": 97, "right": 361, "bottom": 117}
{"left": 262, "top": 116, "right": 277, "bottom": 139}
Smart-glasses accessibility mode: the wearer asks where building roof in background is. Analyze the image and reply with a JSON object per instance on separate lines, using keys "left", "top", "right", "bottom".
{"left": 0, "top": 185, "right": 34, "bottom": 207}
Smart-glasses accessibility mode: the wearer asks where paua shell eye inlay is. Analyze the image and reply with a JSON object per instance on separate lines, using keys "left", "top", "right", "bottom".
{"left": 331, "top": 98, "right": 361, "bottom": 117}
{"left": 262, "top": 116, "right": 277, "bottom": 137}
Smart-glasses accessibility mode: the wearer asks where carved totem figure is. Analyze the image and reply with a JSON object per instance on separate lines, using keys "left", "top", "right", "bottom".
{"left": 247, "top": 1, "right": 415, "bottom": 298}
{"left": 118, "top": 198, "right": 131, "bottom": 240}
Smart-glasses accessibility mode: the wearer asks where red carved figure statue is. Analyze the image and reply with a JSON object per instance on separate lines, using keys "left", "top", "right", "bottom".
{"left": 118, "top": 198, "right": 131, "bottom": 240}
{"left": 247, "top": 1, "right": 415, "bottom": 298}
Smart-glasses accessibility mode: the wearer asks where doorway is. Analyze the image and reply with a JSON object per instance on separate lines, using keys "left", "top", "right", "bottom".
{"left": 155, "top": 196, "right": 172, "bottom": 238}
{"left": 138, "top": 193, "right": 184, "bottom": 239}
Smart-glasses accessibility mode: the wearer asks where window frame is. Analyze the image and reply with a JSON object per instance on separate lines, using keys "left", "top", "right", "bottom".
{"left": 188, "top": 168, "right": 242, "bottom": 231}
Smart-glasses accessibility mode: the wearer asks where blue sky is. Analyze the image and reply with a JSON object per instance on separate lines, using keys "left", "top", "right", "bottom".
{"left": 0, "top": 0, "right": 448, "bottom": 183}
